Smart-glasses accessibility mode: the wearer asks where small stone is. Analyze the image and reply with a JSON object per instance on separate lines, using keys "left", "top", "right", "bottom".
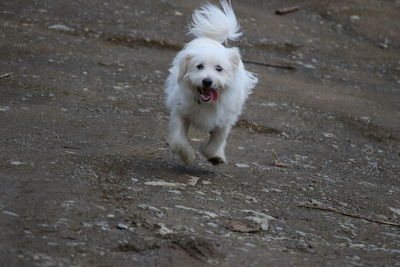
{"left": 48, "top": 24, "right": 74, "bottom": 32}
{"left": 296, "top": 230, "right": 307, "bottom": 237}
{"left": 378, "top": 38, "right": 390, "bottom": 49}
{"left": 113, "top": 85, "right": 124, "bottom": 91}
{"left": 350, "top": 15, "right": 360, "bottom": 21}
{"left": 10, "top": 161, "right": 26, "bottom": 166}
{"left": 144, "top": 181, "right": 186, "bottom": 188}
{"left": 207, "top": 222, "right": 219, "bottom": 228}
{"left": 186, "top": 175, "right": 199, "bottom": 186}
{"left": 360, "top": 116, "right": 370, "bottom": 121}
{"left": 117, "top": 223, "right": 128, "bottom": 230}
{"left": 175, "top": 205, "right": 218, "bottom": 218}
{"left": 158, "top": 223, "right": 173, "bottom": 236}
{"left": 241, "top": 210, "right": 274, "bottom": 231}
{"left": 349, "top": 243, "right": 365, "bottom": 249}
{"left": 96, "top": 221, "right": 109, "bottom": 230}
{"left": 322, "top": 132, "right": 335, "bottom": 138}
{"left": 167, "top": 189, "right": 182, "bottom": 195}
{"left": 236, "top": 163, "right": 249, "bottom": 168}
{"left": 223, "top": 220, "right": 260, "bottom": 233}
{"left": 245, "top": 195, "right": 258, "bottom": 203}
{"left": 3, "top": 210, "right": 18, "bottom": 217}
{"left": 389, "top": 207, "right": 400, "bottom": 216}
{"left": 261, "top": 102, "right": 277, "bottom": 108}
{"left": 138, "top": 204, "right": 162, "bottom": 213}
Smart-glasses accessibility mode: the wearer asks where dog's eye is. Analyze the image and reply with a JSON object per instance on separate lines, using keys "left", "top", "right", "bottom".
{"left": 215, "top": 65, "right": 223, "bottom": 72}
{"left": 196, "top": 64, "right": 204, "bottom": 70}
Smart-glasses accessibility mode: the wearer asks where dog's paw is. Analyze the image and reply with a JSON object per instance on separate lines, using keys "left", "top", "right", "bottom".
{"left": 208, "top": 157, "right": 226, "bottom": 166}
{"left": 200, "top": 144, "right": 226, "bottom": 165}
{"left": 170, "top": 142, "right": 196, "bottom": 165}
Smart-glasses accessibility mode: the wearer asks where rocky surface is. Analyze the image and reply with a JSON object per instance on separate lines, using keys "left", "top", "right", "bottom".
{"left": 1, "top": 0, "right": 399, "bottom": 266}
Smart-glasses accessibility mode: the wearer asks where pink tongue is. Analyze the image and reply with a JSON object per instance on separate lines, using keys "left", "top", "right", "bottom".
{"left": 209, "top": 89, "right": 218, "bottom": 102}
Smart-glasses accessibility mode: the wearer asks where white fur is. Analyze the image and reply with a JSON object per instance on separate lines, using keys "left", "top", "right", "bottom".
{"left": 189, "top": 0, "right": 241, "bottom": 43}
{"left": 165, "top": 0, "right": 257, "bottom": 165}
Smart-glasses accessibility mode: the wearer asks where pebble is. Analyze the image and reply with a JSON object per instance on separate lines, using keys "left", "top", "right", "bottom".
{"left": 207, "top": 222, "right": 219, "bottom": 228}
{"left": 48, "top": 24, "right": 74, "bottom": 32}
{"left": 379, "top": 38, "right": 390, "bottom": 49}
{"left": 261, "top": 102, "right": 277, "bottom": 108}
{"left": 10, "top": 161, "right": 26, "bottom": 166}
{"left": 112, "top": 85, "right": 124, "bottom": 91}
{"left": 245, "top": 195, "right": 258, "bottom": 203}
{"left": 3, "top": 210, "right": 18, "bottom": 217}
{"left": 236, "top": 163, "right": 249, "bottom": 168}
{"left": 138, "top": 204, "right": 162, "bottom": 213}
{"left": 96, "top": 221, "right": 109, "bottom": 231}
{"left": 0, "top": 106, "right": 11, "bottom": 112}
{"left": 241, "top": 210, "right": 274, "bottom": 231}
{"left": 322, "top": 132, "right": 335, "bottom": 138}
{"left": 262, "top": 188, "right": 282, "bottom": 193}
{"left": 389, "top": 207, "right": 400, "bottom": 216}
{"left": 175, "top": 205, "right": 218, "bottom": 218}
{"left": 158, "top": 223, "right": 173, "bottom": 235}
{"left": 186, "top": 175, "right": 199, "bottom": 186}
{"left": 144, "top": 181, "right": 186, "bottom": 188}
{"left": 117, "top": 223, "right": 128, "bottom": 230}
{"left": 296, "top": 230, "right": 307, "bottom": 237}
{"left": 167, "top": 189, "right": 182, "bottom": 195}
{"left": 350, "top": 15, "right": 360, "bottom": 21}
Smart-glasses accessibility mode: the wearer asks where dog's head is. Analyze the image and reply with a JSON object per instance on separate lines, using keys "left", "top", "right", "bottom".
{"left": 177, "top": 41, "right": 240, "bottom": 103}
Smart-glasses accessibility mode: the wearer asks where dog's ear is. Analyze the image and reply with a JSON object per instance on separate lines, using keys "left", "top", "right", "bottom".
{"left": 178, "top": 54, "right": 192, "bottom": 82}
{"left": 229, "top": 47, "right": 241, "bottom": 69}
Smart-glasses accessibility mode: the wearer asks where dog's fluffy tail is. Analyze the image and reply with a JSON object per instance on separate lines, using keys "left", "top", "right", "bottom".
{"left": 189, "top": 0, "right": 241, "bottom": 43}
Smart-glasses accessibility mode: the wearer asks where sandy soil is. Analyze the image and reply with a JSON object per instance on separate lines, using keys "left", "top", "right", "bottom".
{"left": 1, "top": 0, "right": 399, "bottom": 266}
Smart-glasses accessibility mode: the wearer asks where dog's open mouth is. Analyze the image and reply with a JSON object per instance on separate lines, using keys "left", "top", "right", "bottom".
{"left": 198, "top": 87, "right": 219, "bottom": 102}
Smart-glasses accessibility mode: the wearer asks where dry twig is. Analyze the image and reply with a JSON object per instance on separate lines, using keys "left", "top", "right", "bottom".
{"left": 299, "top": 204, "right": 400, "bottom": 228}
{"left": 275, "top": 6, "right": 300, "bottom": 15}
{"left": 243, "top": 60, "right": 295, "bottom": 70}
{"left": 272, "top": 150, "right": 287, "bottom": 168}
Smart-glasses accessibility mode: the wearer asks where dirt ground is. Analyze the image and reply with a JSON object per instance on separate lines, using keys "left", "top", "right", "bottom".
{"left": 1, "top": 0, "right": 400, "bottom": 266}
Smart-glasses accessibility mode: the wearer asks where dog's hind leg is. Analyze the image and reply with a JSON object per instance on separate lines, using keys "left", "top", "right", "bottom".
{"left": 201, "top": 126, "right": 230, "bottom": 165}
{"left": 168, "top": 112, "right": 196, "bottom": 165}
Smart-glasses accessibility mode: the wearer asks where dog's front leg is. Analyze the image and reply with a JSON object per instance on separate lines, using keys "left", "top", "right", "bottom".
{"left": 168, "top": 112, "right": 195, "bottom": 165}
{"left": 201, "top": 126, "right": 230, "bottom": 165}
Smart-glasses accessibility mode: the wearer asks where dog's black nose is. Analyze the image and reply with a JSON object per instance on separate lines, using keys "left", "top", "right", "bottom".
{"left": 202, "top": 78, "right": 212, "bottom": 88}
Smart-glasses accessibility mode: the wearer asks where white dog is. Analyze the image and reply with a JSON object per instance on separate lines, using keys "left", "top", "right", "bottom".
{"left": 165, "top": 0, "right": 257, "bottom": 165}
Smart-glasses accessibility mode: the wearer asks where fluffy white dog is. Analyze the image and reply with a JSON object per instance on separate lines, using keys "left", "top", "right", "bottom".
{"left": 165, "top": 0, "right": 257, "bottom": 165}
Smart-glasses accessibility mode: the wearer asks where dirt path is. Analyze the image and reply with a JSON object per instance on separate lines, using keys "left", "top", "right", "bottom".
{"left": 1, "top": 0, "right": 399, "bottom": 266}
